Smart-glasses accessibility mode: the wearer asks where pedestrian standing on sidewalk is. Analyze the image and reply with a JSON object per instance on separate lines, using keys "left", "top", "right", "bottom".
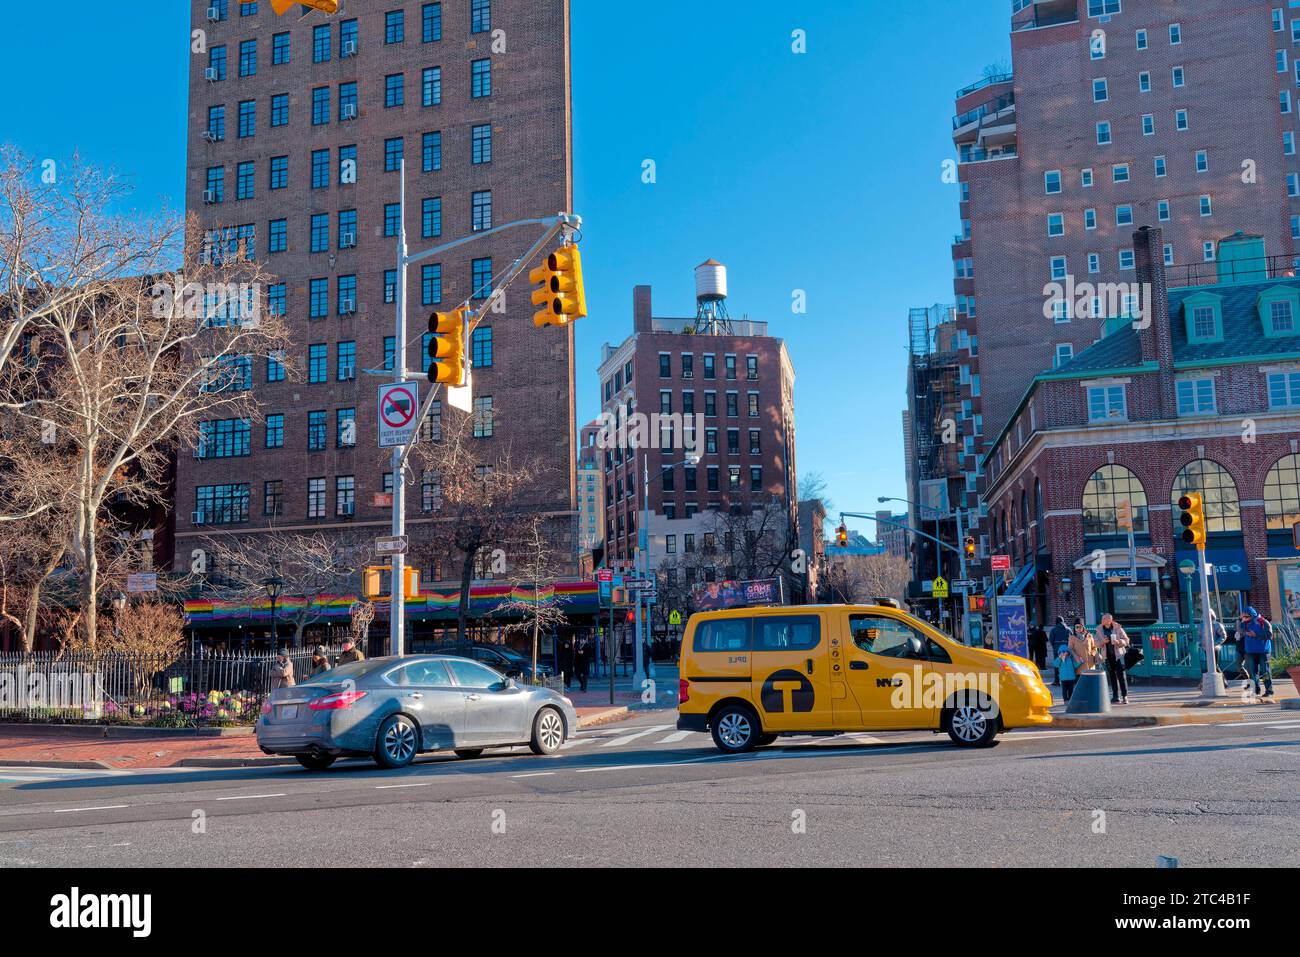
{"left": 1049, "top": 616, "right": 1070, "bottom": 686}
{"left": 270, "top": 650, "right": 296, "bottom": 690}
{"left": 309, "top": 645, "right": 332, "bottom": 677}
{"left": 1097, "top": 613, "right": 1130, "bottom": 704}
{"left": 1238, "top": 606, "right": 1275, "bottom": 701}
{"left": 1068, "top": 619, "right": 1098, "bottom": 673}
{"left": 1055, "top": 643, "right": 1078, "bottom": 702}
{"left": 1028, "top": 622, "right": 1048, "bottom": 670}
{"left": 574, "top": 636, "right": 591, "bottom": 692}
{"left": 337, "top": 639, "right": 364, "bottom": 666}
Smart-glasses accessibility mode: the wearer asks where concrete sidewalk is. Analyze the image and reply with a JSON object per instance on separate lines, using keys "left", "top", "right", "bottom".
{"left": 1048, "top": 676, "right": 1298, "bottom": 729}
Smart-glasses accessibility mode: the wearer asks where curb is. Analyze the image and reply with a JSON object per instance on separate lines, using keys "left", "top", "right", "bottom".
{"left": 176, "top": 757, "right": 296, "bottom": 768}
{"left": 0, "top": 722, "right": 254, "bottom": 739}
{"left": 0, "top": 759, "right": 117, "bottom": 770}
{"left": 1051, "top": 710, "right": 1256, "bottom": 729}
{"left": 577, "top": 707, "right": 630, "bottom": 728}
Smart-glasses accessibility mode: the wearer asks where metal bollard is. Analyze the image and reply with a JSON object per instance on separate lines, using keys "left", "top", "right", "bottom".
{"left": 1065, "top": 668, "right": 1112, "bottom": 714}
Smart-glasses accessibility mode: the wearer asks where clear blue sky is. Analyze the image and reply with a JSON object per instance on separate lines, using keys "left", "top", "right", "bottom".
{"left": 0, "top": 0, "right": 1008, "bottom": 539}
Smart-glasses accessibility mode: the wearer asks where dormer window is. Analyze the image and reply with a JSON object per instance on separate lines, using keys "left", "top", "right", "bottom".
{"left": 1257, "top": 286, "right": 1300, "bottom": 337}
{"left": 1181, "top": 291, "right": 1224, "bottom": 344}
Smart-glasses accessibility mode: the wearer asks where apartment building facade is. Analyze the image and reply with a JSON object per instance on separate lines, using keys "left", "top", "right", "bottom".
{"left": 179, "top": 0, "right": 576, "bottom": 577}
{"left": 596, "top": 271, "right": 798, "bottom": 590}
{"left": 950, "top": 0, "right": 1298, "bottom": 572}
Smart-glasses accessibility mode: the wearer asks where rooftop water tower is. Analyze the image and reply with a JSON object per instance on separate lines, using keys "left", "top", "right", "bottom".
{"left": 694, "top": 259, "right": 734, "bottom": 335}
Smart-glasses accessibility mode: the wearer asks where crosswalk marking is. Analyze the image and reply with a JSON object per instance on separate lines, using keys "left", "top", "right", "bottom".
{"left": 656, "top": 730, "right": 694, "bottom": 744}
{"left": 558, "top": 737, "right": 595, "bottom": 751}
{"left": 601, "top": 724, "right": 674, "bottom": 748}
{"left": 1262, "top": 721, "right": 1300, "bottom": 729}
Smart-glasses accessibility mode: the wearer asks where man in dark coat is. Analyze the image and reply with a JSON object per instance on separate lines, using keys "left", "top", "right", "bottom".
{"left": 1048, "top": 616, "right": 1071, "bottom": 686}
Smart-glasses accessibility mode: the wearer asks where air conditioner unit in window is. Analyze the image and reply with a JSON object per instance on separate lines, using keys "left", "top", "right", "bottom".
{"left": 339, "top": 503, "right": 356, "bottom": 517}
{"left": 207, "top": 7, "right": 221, "bottom": 22}
{"left": 340, "top": 104, "right": 357, "bottom": 121}
{"left": 192, "top": 510, "right": 207, "bottom": 525}
{"left": 342, "top": 40, "right": 358, "bottom": 58}
{"left": 340, "top": 299, "right": 356, "bottom": 315}
{"left": 203, "top": 189, "right": 217, "bottom": 204}
{"left": 340, "top": 233, "right": 356, "bottom": 248}
{"left": 201, "top": 130, "right": 218, "bottom": 143}
{"left": 205, "top": 67, "right": 219, "bottom": 82}
{"left": 340, "top": 366, "right": 356, "bottom": 380}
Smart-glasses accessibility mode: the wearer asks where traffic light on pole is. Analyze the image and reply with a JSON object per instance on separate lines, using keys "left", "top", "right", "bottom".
{"left": 836, "top": 523, "right": 849, "bottom": 548}
{"left": 1178, "top": 492, "right": 1206, "bottom": 547}
{"left": 1116, "top": 499, "right": 1133, "bottom": 532}
{"left": 529, "top": 245, "right": 587, "bottom": 328}
{"left": 253, "top": 0, "right": 340, "bottom": 15}
{"left": 964, "top": 536, "right": 976, "bottom": 559}
{"left": 426, "top": 308, "right": 467, "bottom": 386}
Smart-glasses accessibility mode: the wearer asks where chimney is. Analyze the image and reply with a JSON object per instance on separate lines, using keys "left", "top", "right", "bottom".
{"left": 633, "top": 284, "right": 653, "bottom": 334}
{"left": 1133, "top": 225, "right": 1176, "bottom": 417}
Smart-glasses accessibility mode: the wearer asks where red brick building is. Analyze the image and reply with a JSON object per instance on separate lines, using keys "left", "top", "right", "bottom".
{"left": 982, "top": 227, "right": 1300, "bottom": 630}
{"left": 596, "top": 263, "right": 798, "bottom": 589}
{"left": 949, "top": 0, "right": 1298, "bottom": 582}
{"left": 178, "top": 1, "right": 576, "bottom": 583}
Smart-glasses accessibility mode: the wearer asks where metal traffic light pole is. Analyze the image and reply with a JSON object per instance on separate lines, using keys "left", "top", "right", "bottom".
{"left": 390, "top": 157, "right": 582, "bottom": 656}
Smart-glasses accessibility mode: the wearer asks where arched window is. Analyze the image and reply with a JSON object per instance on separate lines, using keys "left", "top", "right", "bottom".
{"left": 1263, "top": 453, "right": 1300, "bottom": 531}
{"left": 1171, "top": 459, "right": 1241, "bottom": 533}
{"left": 1082, "top": 464, "right": 1150, "bottom": 536}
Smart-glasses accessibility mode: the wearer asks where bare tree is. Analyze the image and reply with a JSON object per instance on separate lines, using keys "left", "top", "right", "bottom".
{"left": 412, "top": 409, "right": 542, "bottom": 649}
{"left": 493, "top": 516, "right": 567, "bottom": 681}
{"left": 203, "top": 529, "right": 371, "bottom": 648}
{"left": 825, "top": 553, "right": 912, "bottom": 605}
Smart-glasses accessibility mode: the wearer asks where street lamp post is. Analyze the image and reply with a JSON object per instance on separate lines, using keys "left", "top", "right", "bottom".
{"left": 878, "top": 495, "right": 970, "bottom": 641}
{"left": 263, "top": 565, "right": 285, "bottom": 650}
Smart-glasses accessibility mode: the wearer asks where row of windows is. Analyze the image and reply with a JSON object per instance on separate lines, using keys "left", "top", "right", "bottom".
{"left": 606, "top": 464, "right": 766, "bottom": 501}
{"left": 251, "top": 258, "right": 494, "bottom": 321}
{"left": 1082, "top": 371, "right": 1300, "bottom": 424}
{"left": 655, "top": 352, "right": 759, "bottom": 380}
{"left": 1075, "top": 455, "right": 1300, "bottom": 538}
{"left": 601, "top": 429, "right": 764, "bottom": 470}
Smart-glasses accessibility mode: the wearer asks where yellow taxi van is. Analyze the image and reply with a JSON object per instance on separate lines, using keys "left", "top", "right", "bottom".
{"left": 676, "top": 603, "right": 1052, "bottom": 753}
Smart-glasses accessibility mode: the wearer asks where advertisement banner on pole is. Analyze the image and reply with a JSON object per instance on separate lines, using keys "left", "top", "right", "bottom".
{"left": 996, "top": 595, "right": 1028, "bottom": 658}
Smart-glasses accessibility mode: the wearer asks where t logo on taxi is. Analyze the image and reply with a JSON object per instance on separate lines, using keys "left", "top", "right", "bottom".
{"left": 760, "top": 669, "right": 814, "bottom": 713}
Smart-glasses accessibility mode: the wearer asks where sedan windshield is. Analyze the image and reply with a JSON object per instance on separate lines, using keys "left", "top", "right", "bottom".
{"left": 300, "top": 660, "right": 387, "bottom": 684}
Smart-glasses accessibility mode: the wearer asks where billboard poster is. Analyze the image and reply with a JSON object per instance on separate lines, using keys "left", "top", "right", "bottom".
{"left": 692, "top": 578, "right": 780, "bottom": 611}
{"left": 996, "top": 595, "right": 1028, "bottom": 658}
{"left": 918, "top": 479, "right": 949, "bottom": 521}
{"left": 1282, "top": 565, "right": 1300, "bottom": 623}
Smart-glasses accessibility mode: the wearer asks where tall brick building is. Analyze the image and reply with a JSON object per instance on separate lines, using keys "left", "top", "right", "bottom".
{"left": 982, "top": 227, "right": 1300, "bottom": 630}
{"left": 179, "top": 1, "right": 576, "bottom": 581}
{"left": 948, "top": 0, "right": 1298, "bottom": 576}
{"left": 595, "top": 263, "right": 798, "bottom": 592}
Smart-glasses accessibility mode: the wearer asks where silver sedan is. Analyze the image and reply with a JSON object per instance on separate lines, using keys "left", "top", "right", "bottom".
{"left": 256, "top": 655, "right": 579, "bottom": 770}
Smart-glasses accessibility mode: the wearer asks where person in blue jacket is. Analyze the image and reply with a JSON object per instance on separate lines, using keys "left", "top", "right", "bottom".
{"left": 1237, "top": 606, "right": 1274, "bottom": 700}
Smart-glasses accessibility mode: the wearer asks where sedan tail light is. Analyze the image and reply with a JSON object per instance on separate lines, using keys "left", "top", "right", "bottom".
{"left": 678, "top": 678, "right": 689, "bottom": 704}
{"left": 308, "top": 690, "right": 367, "bottom": 711}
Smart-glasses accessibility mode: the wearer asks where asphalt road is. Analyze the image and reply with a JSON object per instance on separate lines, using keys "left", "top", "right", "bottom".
{"left": 1, "top": 712, "right": 1297, "bottom": 867}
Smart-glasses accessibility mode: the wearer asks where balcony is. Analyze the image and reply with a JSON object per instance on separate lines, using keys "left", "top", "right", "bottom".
{"left": 958, "top": 144, "right": 1018, "bottom": 164}
{"left": 1166, "top": 254, "right": 1298, "bottom": 289}
{"left": 955, "top": 73, "right": 1012, "bottom": 100}
{"left": 1012, "top": 0, "right": 1079, "bottom": 32}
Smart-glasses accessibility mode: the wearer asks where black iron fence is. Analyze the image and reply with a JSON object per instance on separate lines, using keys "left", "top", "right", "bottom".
{"left": 0, "top": 648, "right": 345, "bottom": 724}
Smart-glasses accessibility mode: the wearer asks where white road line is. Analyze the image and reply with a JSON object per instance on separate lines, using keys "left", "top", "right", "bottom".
{"left": 214, "top": 793, "right": 286, "bottom": 801}
{"left": 558, "top": 738, "right": 594, "bottom": 750}
{"left": 1262, "top": 721, "right": 1300, "bottom": 729}
{"left": 841, "top": 733, "right": 887, "bottom": 745}
{"left": 601, "top": 725, "right": 673, "bottom": 748}
{"left": 511, "top": 771, "right": 556, "bottom": 778}
{"left": 374, "top": 782, "right": 435, "bottom": 790}
{"left": 656, "top": 730, "right": 695, "bottom": 744}
{"left": 52, "top": 805, "right": 129, "bottom": 813}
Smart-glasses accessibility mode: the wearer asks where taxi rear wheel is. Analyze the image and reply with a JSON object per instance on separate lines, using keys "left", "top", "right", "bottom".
{"left": 944, "top": 699, "right": 999, "bottom": 747}
{"left": 711, "top": 704, "right": 760, "bottom": 754}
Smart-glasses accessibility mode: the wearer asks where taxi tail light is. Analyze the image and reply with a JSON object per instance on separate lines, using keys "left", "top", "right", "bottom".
{"left": 308, "top": 690, "right": 367, "bottom": 711}
{"left": 678, "top": 678, "right": 689, "bottom": 704}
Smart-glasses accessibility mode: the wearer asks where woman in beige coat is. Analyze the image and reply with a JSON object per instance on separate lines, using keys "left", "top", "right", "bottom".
{"left": 1067, "top": 619, "right": 1099, "bottom": 672}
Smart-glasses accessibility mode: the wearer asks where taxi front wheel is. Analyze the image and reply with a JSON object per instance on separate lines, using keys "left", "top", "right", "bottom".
{"left": 711, "top": 704, "right": 760, "bottom": 753}
{"left": 944, "top": 698, "right": 999, "bottom": 748}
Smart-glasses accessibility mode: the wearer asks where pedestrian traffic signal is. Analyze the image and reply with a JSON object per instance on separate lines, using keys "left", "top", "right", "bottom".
{"left": 529, "top": 244, "right": 587, "bottom": 327}
{"left": 836, "top": 523, "right": 849, "bottom": 547}
{"left": 967, "top": 595, "right": 986, "bottom": 613}
{"left": 426, "top": 308, "right": 468, "bottom": 386}
{"left": 1178, "top": 493, "right": 1206, "bottom": 546}
{"left": 964, "top": 536, "right": 976, "bottom": 559}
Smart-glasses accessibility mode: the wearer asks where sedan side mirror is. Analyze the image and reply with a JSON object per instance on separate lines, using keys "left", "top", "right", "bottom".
{"left": 498, "top": 677, "right": 517, "bottom": 692}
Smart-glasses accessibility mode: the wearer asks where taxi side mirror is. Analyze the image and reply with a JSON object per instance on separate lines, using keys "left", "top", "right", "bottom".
{"left": 906, "top": 637, "right": 925, "bottom": 659}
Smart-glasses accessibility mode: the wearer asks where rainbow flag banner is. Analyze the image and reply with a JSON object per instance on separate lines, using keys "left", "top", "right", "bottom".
{"left": 185, "top": 581, "right": 600, "bottom": 626}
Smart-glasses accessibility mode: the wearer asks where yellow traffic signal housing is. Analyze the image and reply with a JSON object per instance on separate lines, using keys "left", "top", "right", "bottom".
{"left": 253, "top": 0, "right": 340, "bottom": 16}
{"left": 363, "top": 565, "right": 420, "bottom": 599}
{"left": 964, "top": 536, "right": 976, "bottom": 558}
{"left": 529, "top": 245, "right": 587, "bottom": 327}
{"left": 835, "top": 523, "right": 849, "bottom": 547}
{"left": 362, "top": 566, "right": 383, "bottom": 600}
{"left": 1116, "top": 499, "right": 1134, "bottom": 532}
{"left": 1178, "top": 493, "right": 1206, "bottom": 546}
{"left": 427, "top": 308, "right": 467, "bottom": 386}
{"left": 404, "top": 566, "right": 420, "bottom": 600}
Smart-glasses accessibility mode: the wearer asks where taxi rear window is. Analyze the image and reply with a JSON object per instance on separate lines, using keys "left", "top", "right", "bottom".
{"left": 694, "top": 617, "right": 751, "bottom": 652}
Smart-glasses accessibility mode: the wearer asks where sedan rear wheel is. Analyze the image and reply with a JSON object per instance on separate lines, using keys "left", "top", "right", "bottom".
{"left": 374, "top": 714, "right": 419, "bottom": 768}
{"left": 529, "top": 707, "right": 565, "bottom": 755}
